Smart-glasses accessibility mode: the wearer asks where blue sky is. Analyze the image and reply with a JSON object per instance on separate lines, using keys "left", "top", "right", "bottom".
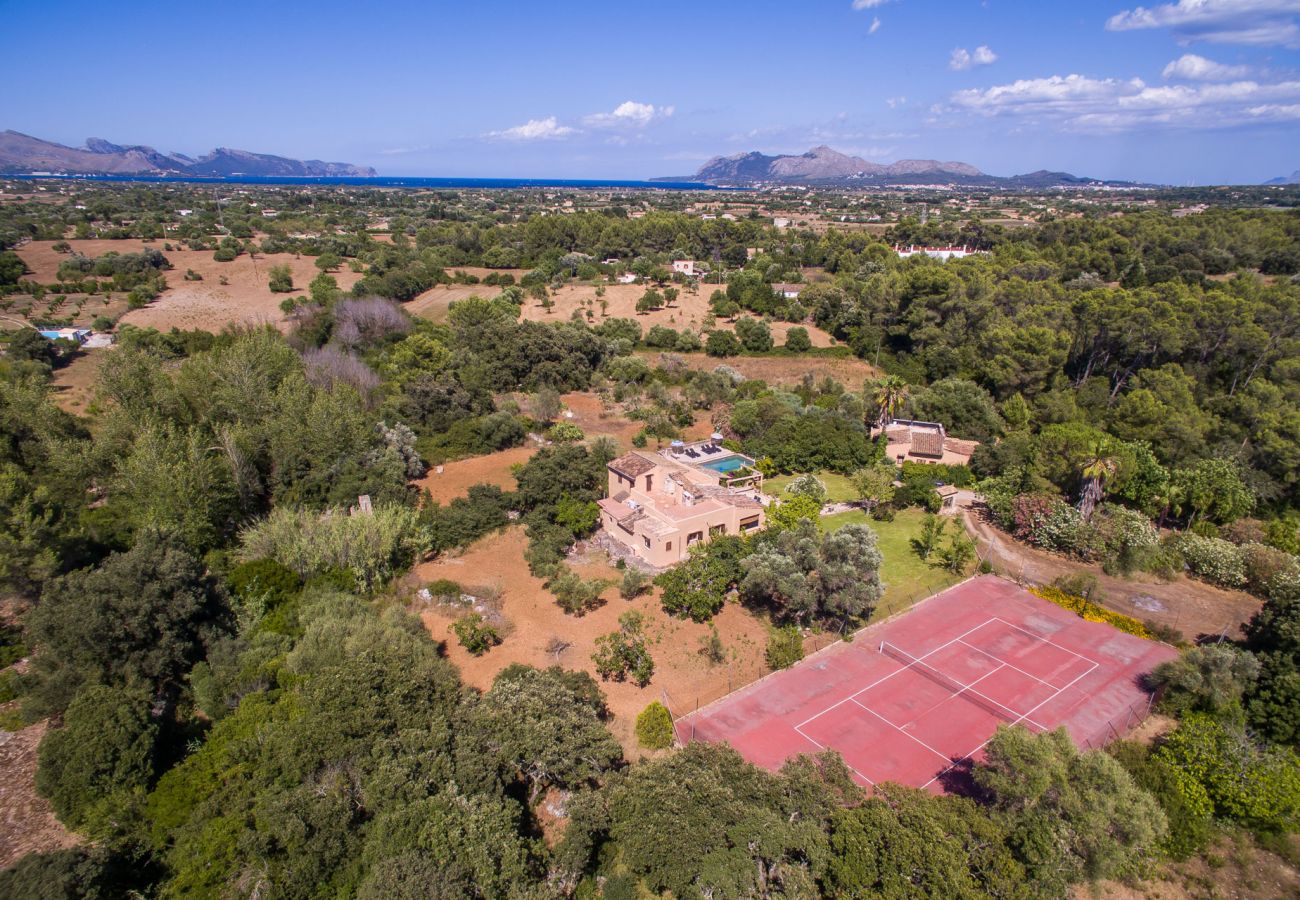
{"left": 3, "top": 0, "right": 1299, "bottom": 183}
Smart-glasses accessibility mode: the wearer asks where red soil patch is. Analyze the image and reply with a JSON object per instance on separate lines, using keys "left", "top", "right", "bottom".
{"left": 559, "top": 391, "right": 716, "bottom": 452}
{"left": 0, "top": 717, "right": 81, "bottom": 868}
{"left": 413, "top": 528, "right": 772, "bottom": 755}
{"left": 636, "top": 350, "right": 880, "bottom": 388}
{"left": 411, "top": 445, "right": 537, "bottom": 504}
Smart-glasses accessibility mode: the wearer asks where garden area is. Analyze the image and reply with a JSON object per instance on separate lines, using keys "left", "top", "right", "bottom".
{"left": 765, "top": 470, "right": 859, "bottom": 504}
{"left": 819, "top": 507, "right": 971, "bottom": 619}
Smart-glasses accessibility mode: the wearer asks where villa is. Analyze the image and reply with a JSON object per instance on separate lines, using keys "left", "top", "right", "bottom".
{"left": 879, "top": 419, "right": 979, "bottom": 467}
{"left": 599, "top": 439, "right": 766, "bottom": 568}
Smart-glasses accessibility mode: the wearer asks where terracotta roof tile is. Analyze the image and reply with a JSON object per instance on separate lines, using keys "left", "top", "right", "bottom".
{"left": 609, "top": 453, "right": 656, "bottom": 479}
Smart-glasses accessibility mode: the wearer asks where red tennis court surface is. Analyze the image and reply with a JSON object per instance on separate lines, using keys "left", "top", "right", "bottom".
{"left": 675, "top": 576, "right": 1178, "bottom": 792}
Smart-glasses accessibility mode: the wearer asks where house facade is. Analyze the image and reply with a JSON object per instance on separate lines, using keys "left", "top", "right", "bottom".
{"left": 598, "top": 449, "right": 765, "bottom": 567}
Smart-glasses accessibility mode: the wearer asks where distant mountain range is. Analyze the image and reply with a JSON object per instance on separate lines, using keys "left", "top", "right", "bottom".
{"left": 1264, "top": 170, "right": 1300, "bottom": 185}
{"left": 656, "top": 145, "right": 1139, "bottom": 188}
{"left": 0, "top": 130, "right": 376, "bottom": 177}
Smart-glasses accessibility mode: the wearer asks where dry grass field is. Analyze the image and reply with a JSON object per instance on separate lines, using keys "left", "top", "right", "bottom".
{"left": 13, "top": 239, "right": 363, "bottom": 334}
{"left": 635, "top": 349, "right": 880, "bottom": 387}
{"left": 407, "top": 273, "right": 839, "bottom": 348}
{"left": 413, "top": 528, "right": 775, "bottom": 756}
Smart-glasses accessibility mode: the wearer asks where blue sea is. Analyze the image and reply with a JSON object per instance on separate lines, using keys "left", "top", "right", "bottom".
{"left": 10, "top": 173, "right": 736, "bottom": 191}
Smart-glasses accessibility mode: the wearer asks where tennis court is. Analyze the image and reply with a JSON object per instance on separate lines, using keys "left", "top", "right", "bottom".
{"left": 675, "top": 576, "right": 1178, "bottom": 791}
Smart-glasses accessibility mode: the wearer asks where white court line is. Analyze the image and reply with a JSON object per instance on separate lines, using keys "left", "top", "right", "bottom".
{"left": 921, "top": 645, "right": 1101, "bottom": 789}
{"left": 867, "top": 658, "right": 1050, "bottom": 732}
{"left": 794, "top": 618, "right": 998, "bottom": 731}
{"left": 791, "top": 724, "right": 876, "bottom": 786}
{"left": 789, "top": 615, "right": 1098, "bottom": 790}
{"left": 851, "top": 701, "right": 952, "bottom": 763}
{"left": 984, "top": 616, "right": 1102, "bottom": 684}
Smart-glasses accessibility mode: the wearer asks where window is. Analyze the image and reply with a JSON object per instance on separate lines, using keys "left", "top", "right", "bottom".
{"left": 645, "top": 474, "right": 654, "bottom": 492}
{"left": 687, "top": 530, "right": 703, "bottom": 545}
{"left": 709, "top": 524, "right": 726, "bottom": 536}
{"left": 740, "top": 515, "right": 760, "bottom": 531}
{"left": 643, "top": 536, "right": 651, "bottom": 548}
{"left": 665, "top": 541, "right": 672, "bottom": 551}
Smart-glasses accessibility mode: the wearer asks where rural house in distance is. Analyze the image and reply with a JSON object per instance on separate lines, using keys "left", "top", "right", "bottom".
{"left": 599, "top": 442, "right": 766, "bottom": 567}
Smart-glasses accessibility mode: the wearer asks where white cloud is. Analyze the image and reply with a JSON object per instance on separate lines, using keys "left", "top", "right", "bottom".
{"left": 869, "top": 16, "right": 882, "bottom": 33}
{"left": 1106, "top": 0, "right": 1300, "bottom": 47}
{"left": 950, "top": 71, "right": 1300, "bottom": 130}
{"left": 886, "top": 95, "right": 907, "bottom": 108}
{"left": 949, "top": 45, "right": 998, "bottom": 70}
{"left": 852, "top": 0, "right": 893, "bottom": 8}
{"left": 1162, "top": 53, "right": 1252, "bottom": 79}
{"left": 487, "top": 116, "right": 576, "bottom": 141}
{"left": 583, "top": 100, "right": 674, "bottom": 128}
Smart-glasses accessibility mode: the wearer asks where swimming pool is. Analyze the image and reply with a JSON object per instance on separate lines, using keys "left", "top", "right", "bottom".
{"left": 697, "top": 455, "right": 751, "bottom": 474}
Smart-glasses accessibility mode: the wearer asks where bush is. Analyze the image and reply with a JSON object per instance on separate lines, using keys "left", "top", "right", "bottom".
{"left": 451, "top": 612, "right": 502, "bottom": 656}
{"left": 1153, "top": 714, "right": 1300, "bottom": 834}
{"left": 766, "top": 625, "right": 804, "bottom": 669}
{"left": 784, "top": 326, "right": 811, "bottom": 352}
{"left": 546, "top": 421, "right": 585, "bottom": 443}
{"left": 705, "top": 330, "right": 742, "bottom": 357}
{"left": 238, "top": 503, "right": 428, "bottom": 592}
{"left": 619, "top": 567, "right": 649, "bottom": 600}
{"left": 268, "top": 264, "right": 293, "bottom": 293}
{"left": 592, "top": 611, "right": 654, "bottom": 686}
{"left": 548, "top": 566, "right": 609, "bottom": 616}
{"left": 635, "top": 701, "right": 675, "bottom": 749}
{"left": 1174, "top": 533, "right": 1247, "bottom": 589}
{"left": 35, "top": 684, "right": 158, "bottom": 831}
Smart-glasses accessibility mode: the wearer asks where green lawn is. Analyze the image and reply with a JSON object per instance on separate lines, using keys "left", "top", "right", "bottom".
{"left": 764, "top": 471, "right": 859, "bottom": 503}
{"left": 818, "top": 507, "right": 967, "bottom": 621}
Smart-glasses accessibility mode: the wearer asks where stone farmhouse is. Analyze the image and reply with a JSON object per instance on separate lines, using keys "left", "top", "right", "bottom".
{"left": 599, "top": 442, "right": 766, "bottom": 568}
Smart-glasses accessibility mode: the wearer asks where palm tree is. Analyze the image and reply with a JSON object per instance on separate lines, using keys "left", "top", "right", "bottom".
{"left": 870, "top": 375, "right": 909, "bottom": 429}
{"left": 1078, "top": 450, "right": 1118, "bottom": 521}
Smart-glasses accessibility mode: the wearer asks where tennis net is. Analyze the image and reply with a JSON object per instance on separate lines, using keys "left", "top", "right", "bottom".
{"left": 878, "top": 641, "right": 1022, "bottom": 724}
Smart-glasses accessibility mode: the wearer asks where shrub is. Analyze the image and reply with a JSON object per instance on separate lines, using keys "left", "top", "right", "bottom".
{"left": 35, "top": 684, "right": 158, "bottom": 831}
{"left": 766, "top": 625, "right": 804, "bottom": 669}
{"left": 592, "top": 611, "right": 654, "bottom": 686}
{"left": 705, "top": 330, "right": 742, "bottom": 357}
{"left": 267, "top": 264, "right": 293, "bottom": 293}
{"left": 619, "top": 567, "right": 650, "bottom": 600}
{"left": 548, "top": 566, "right": 610, "bottom": 616}
{"left": 1153, "top": 714, "right": 1300, "bottom": 834}
{"left": 635, "top": 701, "right": 675, "bottom": 749}
{"left": 425, "top": 578, "right": 463, "bottom": 601}
{"left": 451, "top": 612, "right": 502, "bottom": 656}
{"left": 1174, "top": 533, "right": 1247, "bottom": 589}
{"left": 784, "top": 326, "right": 811, "bottom": 352}
{"left": 238, "top": 503, "right": 428, "bottom": 592}
{"left": 1011, "top": 494, "right": 1094, "bottom": 555}
{"left": 546, "top": 421, "right": 585, "bottom": 443}
{"left": 1097, "top": 504, "right": 1160, "bottom": 575}
{"left": 783, "top": 473, "right": 827, "bottom": 506}
{"left": 1239, "top": 542, "right": 1297, "bottom": 596}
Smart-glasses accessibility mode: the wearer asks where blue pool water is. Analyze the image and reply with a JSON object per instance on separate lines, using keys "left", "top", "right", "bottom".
{"left": 698, "top": 455, "right": 750, "bottom": 474}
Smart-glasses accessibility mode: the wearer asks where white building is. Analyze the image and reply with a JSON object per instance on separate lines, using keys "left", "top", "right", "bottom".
{"left": 616, "top": 272, "right": 638, "bottom": 284}
{"left": 772, "top": 283, "right": 803, "bottom": 299}
{"left": 894, "top": 245, "right": 985, "bottom": 261}
{"left": 672, "top": 259, "right": 702, "bottom": 277}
